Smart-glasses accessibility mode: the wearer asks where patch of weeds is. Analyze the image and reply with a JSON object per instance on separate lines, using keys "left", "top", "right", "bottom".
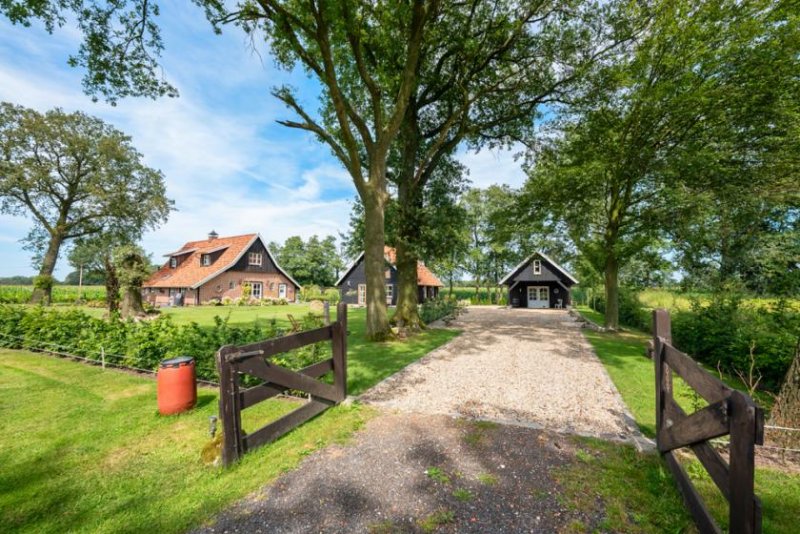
{"left": 463, "top": 420, "right": 498, "bottom": 448}
{"left": 464, "top": 431, "right": 482, "bottom": 447}
{"left": 562, "top": 519, "right": 587, "bottom": 533}
{"left": 425, "top": 466, "right": 451, "bottom": 485}
{"left": 452, "top": 488, "right": 474, "bottom": 502}
{"left": 530, "top": 488, "right": 549, "bottom": 500}
{"left": 476, "top": 472, "right": 498, "bottom": 486}
{"left": 553, "top": 437, "right": 692, "bottom": 533}
{"left": 368, "top": 519, "right": 404, "bottom": 534}
{"left": 418, "top": 509, "right": 455, "bottom": 533}
{"left": 473, "top": 420, "right": 498, "bottom": 430}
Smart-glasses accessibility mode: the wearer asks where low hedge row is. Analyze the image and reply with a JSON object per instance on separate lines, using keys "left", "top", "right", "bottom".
{"left": 0, "top": 305, "right": 327, "bottom": 382}
{"left": 420, "top": 297, "right": 464, "bottom": 324}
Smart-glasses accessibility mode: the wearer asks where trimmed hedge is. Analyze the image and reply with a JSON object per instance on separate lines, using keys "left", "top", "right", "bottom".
{"left": 420, "top": 298, "right": 463, "bottom": 324}
{"left": 0, "top": 305, "right": 327, "bottom": 382}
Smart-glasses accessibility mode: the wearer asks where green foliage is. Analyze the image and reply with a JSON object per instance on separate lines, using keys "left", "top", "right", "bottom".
{"left": 0, "top": 285, "right": 106, "bottom": 304}
{"left": 272, "top": 235, "right": 342, "bottom": 288}
{"left": 589, "top": 289, "right": 651, "bottom": 332}
{"left": 672, "top": 295, "right": 800, "bottom": 391}
{"left": 0, "top": 305, "right": 328, "bottom": 382}
{"left": 299, "top": 285, "right": 340, "bottom": 303}
{"left": 32, "top": 274, "right": 54, "bottom": 291}
{"left": 419, "top": 298, "right": 463, "bottom": 324}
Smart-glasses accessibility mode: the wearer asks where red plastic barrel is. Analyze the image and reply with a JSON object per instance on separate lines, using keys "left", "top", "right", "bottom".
{"left": 157, "top": 356, "right": 197, "bottom": 415}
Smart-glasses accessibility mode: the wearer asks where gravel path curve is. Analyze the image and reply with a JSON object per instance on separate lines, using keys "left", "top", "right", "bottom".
{"left": 361, "top": 307, "right": 640, "bottom": 441}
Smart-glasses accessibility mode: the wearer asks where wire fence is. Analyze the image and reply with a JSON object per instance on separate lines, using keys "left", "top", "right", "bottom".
{"left": 0, "top": 331, "right": 219, "bottom": 387}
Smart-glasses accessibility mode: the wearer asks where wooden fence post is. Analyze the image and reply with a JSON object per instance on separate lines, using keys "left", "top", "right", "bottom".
{"left": 332, "top": 302, "right": 348, "bottom": 402}
{"left": 323, "top": 301, "right": 330, "bottom": 324}
{"left": 217, "top": 345, "right": 240, "bottom": 466}
{"left": 653, "top": 308, "right": 673, "bottom": 437}
{"left": 729, "top": 391, "right": 762, "bottom": 534}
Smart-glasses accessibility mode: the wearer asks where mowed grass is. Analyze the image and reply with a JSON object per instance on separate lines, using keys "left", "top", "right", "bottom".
{"left": 575, "top": 306, "right": 800, "bottom": 534}
{"left": 0, "top": 306, "right": 459, "bottom": 533}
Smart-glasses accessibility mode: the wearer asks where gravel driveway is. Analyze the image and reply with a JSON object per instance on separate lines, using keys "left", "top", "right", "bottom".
{"left": 361, "top": 306, "right": 640, "bottom": 441}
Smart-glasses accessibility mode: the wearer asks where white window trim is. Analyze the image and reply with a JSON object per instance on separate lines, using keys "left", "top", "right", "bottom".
{"left": 202, "top": 254, "right": 211, "bottom": 266}
{"left": 250, "top": 281, "right": 263, "bottom": 300}
{"left": 533, "top": 260, "right": 542, "bottom": 275}
{"left": 170, "top": 257, "right": 177, "bottom": 268}
{"left": 386, "top": 283, "right": 394, "bottom": 303}
{"left": 248, "top": 252, "right": 263, "bottom": 266}
{"left": 357, "top": 284, "right": 366, "bottom": 305}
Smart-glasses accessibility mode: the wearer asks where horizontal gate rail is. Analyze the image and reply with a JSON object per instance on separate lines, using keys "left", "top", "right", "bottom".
{"left": 217, "top": 302, "right": 347, "bottom": 466}
{"left": 653, "top": 309, "right": 764, "bottom": 534}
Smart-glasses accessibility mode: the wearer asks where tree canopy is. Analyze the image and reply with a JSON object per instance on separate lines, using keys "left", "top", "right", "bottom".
{"left": 0, "top": 102, "right": 171, "bottom": 303}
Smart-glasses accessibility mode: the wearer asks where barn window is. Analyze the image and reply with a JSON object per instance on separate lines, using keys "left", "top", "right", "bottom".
{"left": 533, "top": 260, "right": 541, "bottom": 275}
{"left": 248, "top": 252, "right": 263, "bottom": 266}
{"left": 170, "top": 257, "right": 177, "bottom": 268}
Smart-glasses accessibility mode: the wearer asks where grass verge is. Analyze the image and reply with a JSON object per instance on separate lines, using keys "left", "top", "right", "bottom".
{"left": 574, "top": 306, "right": 799, "bottom": 534}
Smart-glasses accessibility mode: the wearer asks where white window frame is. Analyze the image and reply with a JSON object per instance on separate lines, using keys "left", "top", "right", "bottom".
{"left": 250, "top": 281, "right": 263, "bottom": 300}
{"left": 385, "top": 283, "right": 393, "bottom": 304}
{"left": 357, "top": 284, "right": 366, "bottom": 306}
{"left": 169, "top": 257, "right": 177, "bottom": 268}
{"left": 248, "top": 252, "right": 263, "bottom": 266}
{"left": 202, "top": 254, "right": 211, "bottom": 266}
{"left": 533, "top": 259, "right": 542, "bottom": 275}
{"left": 278, "top": 283, "right": 287, "bottom": 299}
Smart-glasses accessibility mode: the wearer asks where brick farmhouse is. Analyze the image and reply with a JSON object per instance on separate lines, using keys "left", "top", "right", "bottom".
{"left": 143, "top": 232, "right": 301, "bottom": 306}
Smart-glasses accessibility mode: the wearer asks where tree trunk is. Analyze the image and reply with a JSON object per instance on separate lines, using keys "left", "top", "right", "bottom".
{"left": 363, "top": 186, "right": 390, "bottom": 341}
{"left": 393, "top": 177, "right": 423, "bottom": 331}
{"left": 770, "top": 341, "right": 800, "bottom": 449}
{"left": 120, "top": 286, "right": 146, "bottom": 319}
{"left": 31, "top": 232, "right": 64, "bottom": 305}
{"left": 104, "top": 256, "right": 120, "bottom": 314}
{"left": 604, "top": 253, "right": 620, "bottom": 330}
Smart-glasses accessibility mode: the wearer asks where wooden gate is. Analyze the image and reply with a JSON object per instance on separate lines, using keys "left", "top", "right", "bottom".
{"left": 652, "top": 309, "right": 764, "bottom": 534}
{"left": 216, "top": 302, "right": 347, "bottom": 466}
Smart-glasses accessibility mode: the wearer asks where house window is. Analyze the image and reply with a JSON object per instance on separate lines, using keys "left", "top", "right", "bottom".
{"left": 202, "top": 254, "right": 211, "bottom": 266}
{"left": 170, "top": 257, "right": 177, "bottom": 268}
{"left": 533, "top": 260, "right": 541, "bottom": 275}
{"left": 385, "top": 269, "right": 391, "bottom": 279}
{"left": 229, "top": 280, "right": 235, "bottom": 290}
{"left": 248, "top": 252, "right": 263, "bottom": 266}
{"left": 358, "top": 284, "right": 366, "bottom": 305}
{"left": 386, "top": 284, "right": 393, "bottom": 304}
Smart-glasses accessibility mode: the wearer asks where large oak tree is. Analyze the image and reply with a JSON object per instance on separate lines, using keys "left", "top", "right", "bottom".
{"left": 0, "top": 103, "right": 171, "bottom": 304}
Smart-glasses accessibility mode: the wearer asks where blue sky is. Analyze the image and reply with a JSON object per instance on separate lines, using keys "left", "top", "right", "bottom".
{"left": 0, "top": 6, "right": 527, "bottom": 279}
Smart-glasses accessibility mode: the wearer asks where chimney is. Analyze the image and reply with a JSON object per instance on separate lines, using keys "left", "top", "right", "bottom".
{"left": 208, "top": 230, "right": 219, "bottom": 240}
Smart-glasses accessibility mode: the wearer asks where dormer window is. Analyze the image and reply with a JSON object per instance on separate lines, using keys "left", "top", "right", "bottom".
{"left": 533, "top": 260, "right": 541, "bottom": 275}
{"left": 248, "top": 252, "right": 263, "bottom": 266}
{"left": 202, "top": 254, "right": 211, "bottom": 266}
{"left": 170, "top": 257, "right": 178, "bottom": 268}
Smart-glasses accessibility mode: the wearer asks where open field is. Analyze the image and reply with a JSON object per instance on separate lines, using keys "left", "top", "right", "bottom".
{"left": 576, "top": 306, "right": 800, "bottom": 534}
{"left": 0, "top": 284, "right": 106, "bottom": 304}
{"left": 637, "top": 289, "right": 800, "bottom": 312}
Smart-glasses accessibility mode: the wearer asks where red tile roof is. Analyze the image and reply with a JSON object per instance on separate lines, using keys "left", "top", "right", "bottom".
{"left": 144, "top": 233, "right": 260, "bottom": 289}
{"left": 383, "top": 246, "right": 444, "bottom": 287}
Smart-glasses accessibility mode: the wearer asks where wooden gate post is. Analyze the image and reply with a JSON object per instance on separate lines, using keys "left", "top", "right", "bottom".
{"left": 729, "top": 391, "right": 763, "bottom": 534}
{"left": 216, "top": 345, "right": 241, "bottom": 467}
{"left": 332, "top": 302, "right": 348, "bottom": 401}
{"left": 653, "top": 308, "right": 673, "bottom": 436}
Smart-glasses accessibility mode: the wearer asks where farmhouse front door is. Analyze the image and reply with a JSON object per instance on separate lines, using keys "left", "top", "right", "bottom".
{"left": 527, "top": 286, "right": 549, "bottom": 309}
{"left": 278, "top": 283, "right": 287, "bottom": 299}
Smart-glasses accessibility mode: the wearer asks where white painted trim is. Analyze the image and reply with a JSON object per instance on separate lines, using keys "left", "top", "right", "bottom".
{"left": 335, "top": 251, "right": 365, "bottom": 286}
{"left": 499, "top": 251, "right": 579, "bottom": 285}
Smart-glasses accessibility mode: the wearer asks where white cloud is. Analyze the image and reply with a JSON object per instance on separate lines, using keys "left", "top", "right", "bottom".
{"left": 457, "top": 144, "right": 528, "bottom": 189}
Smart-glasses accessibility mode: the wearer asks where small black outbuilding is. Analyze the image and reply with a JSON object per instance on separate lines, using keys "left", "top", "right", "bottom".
{"left": 500, "top": 251, "right": 578, "bottom": 309}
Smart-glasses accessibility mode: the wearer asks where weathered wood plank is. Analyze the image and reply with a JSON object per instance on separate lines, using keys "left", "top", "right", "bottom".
{"left": 216, "top": 345, "right": 239, "bottom": 467}
{"left": 237, "top": 358, "right": 340, "bottom": 402}
{"left": 658, "top": 399, "right": 729, "bottom": 453}
{"left": 332, "top": 301, "right": 348, "bottom": 402}
{"left": 243, "top": 399, "right": 330, "bottom": 451}
{"left": 729, "top": 391, "right": 758, "bottom": 534}
{"left": 663, "top": 450, "right": 722, "bottom": 534}
{"left": 227, "top": 325, "right": 333, "bottom": 362}
{"left": 239, "top": 359, "right": 333, "bottom": 408}
{"left": 691, "top": 442, "right": 731, "bottom": 502}
{"left": 664, "top": 344, "right": 732, "bottom": 405}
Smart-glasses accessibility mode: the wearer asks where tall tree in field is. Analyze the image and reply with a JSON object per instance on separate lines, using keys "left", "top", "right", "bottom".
{"left": 520, "top": 0, "right": 800, "bottom": 329}
{"left": 0, "top": 103, "right": 171, "bottom": 304}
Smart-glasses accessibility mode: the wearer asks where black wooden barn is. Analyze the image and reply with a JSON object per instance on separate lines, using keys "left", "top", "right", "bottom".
{"left": 500, "top": 252, "right": 578, "bottom": 309}
{"left": 336, "top": 246, "right": 443, "bottom": 306}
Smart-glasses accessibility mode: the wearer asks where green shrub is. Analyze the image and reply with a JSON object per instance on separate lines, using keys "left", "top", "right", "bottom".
{"left": 0, "top": 305, "right": 330, "bottom": 383}
{"left": 589, "top": 288, "right": 650, "bottom": 331}
{"left": 671, "top": 295, "right": 799, "bottom": 391}
{"left": 420, "top": 298, "right": 463, "bottom": 324}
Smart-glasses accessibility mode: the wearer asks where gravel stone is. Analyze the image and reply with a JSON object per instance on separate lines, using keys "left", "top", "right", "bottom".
{"left": 362, "top": 307, "right": 641, "bottom": 441}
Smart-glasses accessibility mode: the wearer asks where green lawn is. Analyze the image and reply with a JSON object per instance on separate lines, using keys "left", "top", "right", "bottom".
{"left": 575, "top": 306, "right": 800, "bottom": 534}
{"left": 0, "top": 306, "right": 459, "bottom": 533}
